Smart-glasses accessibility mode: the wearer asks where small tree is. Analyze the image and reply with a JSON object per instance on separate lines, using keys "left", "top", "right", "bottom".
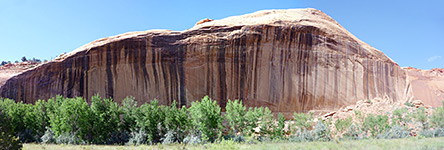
{"left": 0, "top": 107, "right": 22, "bottom": 149}
{"left": 189, "top": 96, "right": 223, "bottom": 142}
{"left": 225, "top": 99, "right": 247, "bottom": 135}
{"left": 21, "top": 56, "right": 27, "bottom": 62}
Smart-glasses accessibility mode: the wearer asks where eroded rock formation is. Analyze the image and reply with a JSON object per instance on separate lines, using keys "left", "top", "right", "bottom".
{"left": 404, "top": 67, "right": 444, "bottom": 107}
{"left": 0, "top": 8, "right": 411, "bottom": 113}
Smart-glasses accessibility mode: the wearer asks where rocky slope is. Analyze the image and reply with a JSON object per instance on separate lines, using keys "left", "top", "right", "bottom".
{"left": 0, "top": 8, "right": 410, "bottom": 114}
{"left": 404, "top": 67, "right": 444, "bottom": 107}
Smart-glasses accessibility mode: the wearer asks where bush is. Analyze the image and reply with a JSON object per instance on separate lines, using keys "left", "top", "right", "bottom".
{"left": 47, "top": 97, "right": 93, "bottom": 143}
{"left": 163, "top": 101, "right": 190, "bottom": 143}
{"left": 293, "top": 112, "right": 313, "bottom": 131}
{"left": 126, "top": 129, "right": 148, "bottom": 146}
{"left": 411, "top": 107, "right": 428, "bottom": 129}
{"left": 343, "top": 123, "right": 365, "bottom": 140}
{"left": 0, "top": 107, "right": 22, "bottom": 150}
{"left": 271, "top": 113, "right": 286, "bottom": 139}
{"left": 183, "top": 134, "right": 202, "bottom": 145}
{"left": 136, "top": 99, "right": 167, "bottom": 144}
{"left": 121, "top": 96, "right": 138, "bottom": 133}
{"left": 56, "top": 132, "right": 83, "bottom": 145}
{"left": 419, "top": 128, "right": 444, "bottom": 138}
{"left": 335, "top": 116, "right": 353, "bottom": 134}
{"left": 225, "top": 99, "right": 247, "bottom": 135}
{"left": 378, "top": 125, "right": 409, "bottom": 139}
{"left": 391, "top": 108, "right": 409, "bottom": 126}
{"left": 41, "top": 127, "right": 56, "bottom": 144}
{"left": 311, "top": 121, "right": 331, "bottom": 142}
{"left": 189, "top": 96, "right": 223, "bottom": 142}
{"left": 89, "top": 95, "right": 121, "bottom": 144}
{"left": 430, "top": 102, "right": 444, "bottom": 128}
{"left": 161, "top": 130, "right": 175, "bottom": 145}
{"left": 362, "top": 114, "right": 390, "bottom": 137}
{"left": 289, "top": 128, "right": 313, "bottom": 142}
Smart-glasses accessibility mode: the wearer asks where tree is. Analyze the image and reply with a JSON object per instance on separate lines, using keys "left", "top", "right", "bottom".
{"left": 0, "top": 61, "right": 7, "bottom": 66}
{"left": 0, "top": 107, "right": 22, "bottom": 150}
{"left": 21, "top": 56, "right": 27, "bottom": 62}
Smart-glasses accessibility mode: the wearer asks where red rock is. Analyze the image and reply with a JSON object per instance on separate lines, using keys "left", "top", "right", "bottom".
{"left": 0, "top": 9, "right": 410, "bottom": 113}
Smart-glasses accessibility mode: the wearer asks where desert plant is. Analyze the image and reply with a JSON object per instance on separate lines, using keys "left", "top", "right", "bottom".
{"left": 273, "top": 113, "right": 286, "bottom": 138}
{"left": 335, "top": 116, "right": 353, "bottom": 134}
{"left": 362, "top": 114, "right": 390, "bottom": 137}
{"left": 430, "top": 102, "right": 444, "bottom": 128}
{"left": 311, "top": 121, "right": 331, "bottom": 142}
{"left": 224, "top": 99, "right": 247, "bottom": 135}
{"left": 411, "top": 107, "right": 428, "bottom": 129}
{"left": 419, "top": 128, "right": 444, "bottom": 138}
{"left": 391, "top": 108, "right": 409, "bottom": 126}
{"left": 289, "top": 128, "right": 313, "bottom": 142}
{"left": 343, "top": 123, "right": 365, "bottom": 140}
{"left": 183, "top": 133, "right": 202, "bottom": 145}
{"left": 189, "top": 96, "right": 223, "bottom": 142}
{"left": 161, "top": 130, "right": 175, "bottom": 145}
{"left": 293, "top": 112, "right": 313, "bottom": 131}
{"left": 0, "top": 107, "right": 22, "bottom": 150}
{"left": 89, "top": 94, "right": 121, "bottom": 144}
{"left": 378, "top": 125, "right": 409, "bottom": 139}
{"left": 56, "top": 132, "right": 83, "bottom": 144}
{"left": 41, "top": 127, "right": 56, "bottom": 144}
{"left": 126, "top": 129, "right": 148, "bottom": 146}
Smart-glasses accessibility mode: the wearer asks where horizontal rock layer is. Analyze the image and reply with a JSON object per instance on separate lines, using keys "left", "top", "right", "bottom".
{"left": 0, "top": 9, "right": 410, "bottom": 113}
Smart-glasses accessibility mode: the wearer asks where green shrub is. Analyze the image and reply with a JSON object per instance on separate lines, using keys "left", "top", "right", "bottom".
{"left": 419, "top": 128, "right": 444, "bottom": 138}
{"left": 41, "top": 127, "right": 56, "bottom": 144}
{"left": 362, "top": 114, "right": 390, "bottom": 137}
{"left": 89, "top": 95, "right": 121, "bottom": 144}
{"left": 343, "top": 123, "right": 365, "bottom": 140}
{"left": 378, "top": 125, "right": 409, "bottom": 139}
{"left": 293, "top": 112, "right": 313, "bottom": 131}
{"left": 391, "top": 108, "right": 409, "bottom": 126}
{"left": 0, "top": 106, "right": 22, "bottom": 150}
{"left": 189, "top": 96, "right": 223, "bottom": 142}
{"left": 163, "top": 101, "right": 190, "bottom": 142}
{"left": 225, "top": 99, "right": 247, "bottom": 135}
{"left": 311, "top": 121, "right": 331, "bottom": 142}
{"left": 411, "top": 107, "right": 428, "bottom": 129}
{"left": 136, "top": 99, "right": 167, "bottom": 143}
{"left": 244, "top": 106, "right": 273, "bottom": 137}
{"left": 273, "top": 113, "right": 286, "bottom": 138}
{"left": 430, "top": 102, "right": 444, "bottom": 128}
{"left": 56, "top": 132, "right": 84, "bottom": 144}
{"left": 121, "top": 96, "right": 138, "bottom": 133}
{"left": 335, "top": 116, "right": 353, "bottom": 134}
{"left": 126, "top": 129, "right": 148, "bottom": 146}
{"left": 289, "top": 128, "right": 312, "bottom": 142}
{"left": 47, "top": 97, "right": 93, "bottom": 143}
{"left": 161, "top": 130, "right": 175, "bottom": 145}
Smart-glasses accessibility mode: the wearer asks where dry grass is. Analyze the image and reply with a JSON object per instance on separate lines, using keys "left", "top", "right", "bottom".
{"left": 24, "top": 137, "right": 444, "bottom": 150}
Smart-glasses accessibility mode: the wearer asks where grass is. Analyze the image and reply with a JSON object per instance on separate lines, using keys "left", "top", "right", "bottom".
{"left": 24, "top": 137, "right": 444, "bottom": 150}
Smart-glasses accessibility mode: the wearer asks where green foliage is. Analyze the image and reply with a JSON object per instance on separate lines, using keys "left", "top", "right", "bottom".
{"left": 244, "top": 106, "right": 273, "bottom": 137}
{"left": 343, "top": 123, "right": 364, "bottom": 140}
{"left": 411, "top": 107, "right": 428, "bottom": 129}
{"left": 163, "top": 101, "right": 190, "bottom": 142}
{"left": 126, "top": 129, "right": 148, "bottom": 146}
{"left": 311, "top": 121, "right": 331, "bottom": 142}
{"left": 391, "top": 108, "right": 409, "bottom": 126}
{"left": 224, "top": 100, "right": 247, "bottom": 135}
{"left": 0, "top": 107, "right": 23, "bottom": 150}
{"left": 121, "top": 96, "right": 138, "bottom": 133}
{"left": 293, "top": 112, "right": 313, "bottom": 131}
{"left": 41, "top": 127, "right": 56, "bottom": 144}
{"left": 362, "top": 114, "right": 390, "bottom": 137}
{"left": 46, "top": 96, "right": 93, "bottom": 143}
{"left": 430, "top": 102, "right": 444, "bottom": 128}
{"left": 378, "top": 125, "right": 409, "bottom": 139}
{"left": 273, "top": 113, "right": 286, "bottom": 138}
{"left": 189, "top": 96, "right": 223, "bottom": 142}
{"left": 136, "top": 99, "right": 167, "bottom": 143}
{"left": 89, "top": 94, "right": 121, "bottom": 144}
{"left": 404, "top": 102, "right": 415, "bottom": 107}
{"left": 335, "top": 116, "right": 353, "bottom": 133}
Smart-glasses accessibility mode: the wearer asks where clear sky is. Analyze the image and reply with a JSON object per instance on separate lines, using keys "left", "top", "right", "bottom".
{"left": 0, "top": 0, "right": 443, "bottom": 69}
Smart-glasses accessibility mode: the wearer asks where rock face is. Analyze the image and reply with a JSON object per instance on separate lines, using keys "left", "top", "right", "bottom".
{"left": 404, "top": 67, "right": 444, "bottom": 107}
{"left": 0, "top": 8, "right": 410, "bottom": 113}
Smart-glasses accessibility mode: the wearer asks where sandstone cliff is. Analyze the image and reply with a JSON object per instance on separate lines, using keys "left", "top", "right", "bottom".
{"left": 0, "top": 8, "right": 410, "bottom": 113}
{"left": 404, "top": 67, "right": 444, "bottom": 107}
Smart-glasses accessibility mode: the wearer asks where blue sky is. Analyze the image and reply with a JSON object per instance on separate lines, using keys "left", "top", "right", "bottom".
{"left": 0, "top": 0, "right": 443, "bottom": 69}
